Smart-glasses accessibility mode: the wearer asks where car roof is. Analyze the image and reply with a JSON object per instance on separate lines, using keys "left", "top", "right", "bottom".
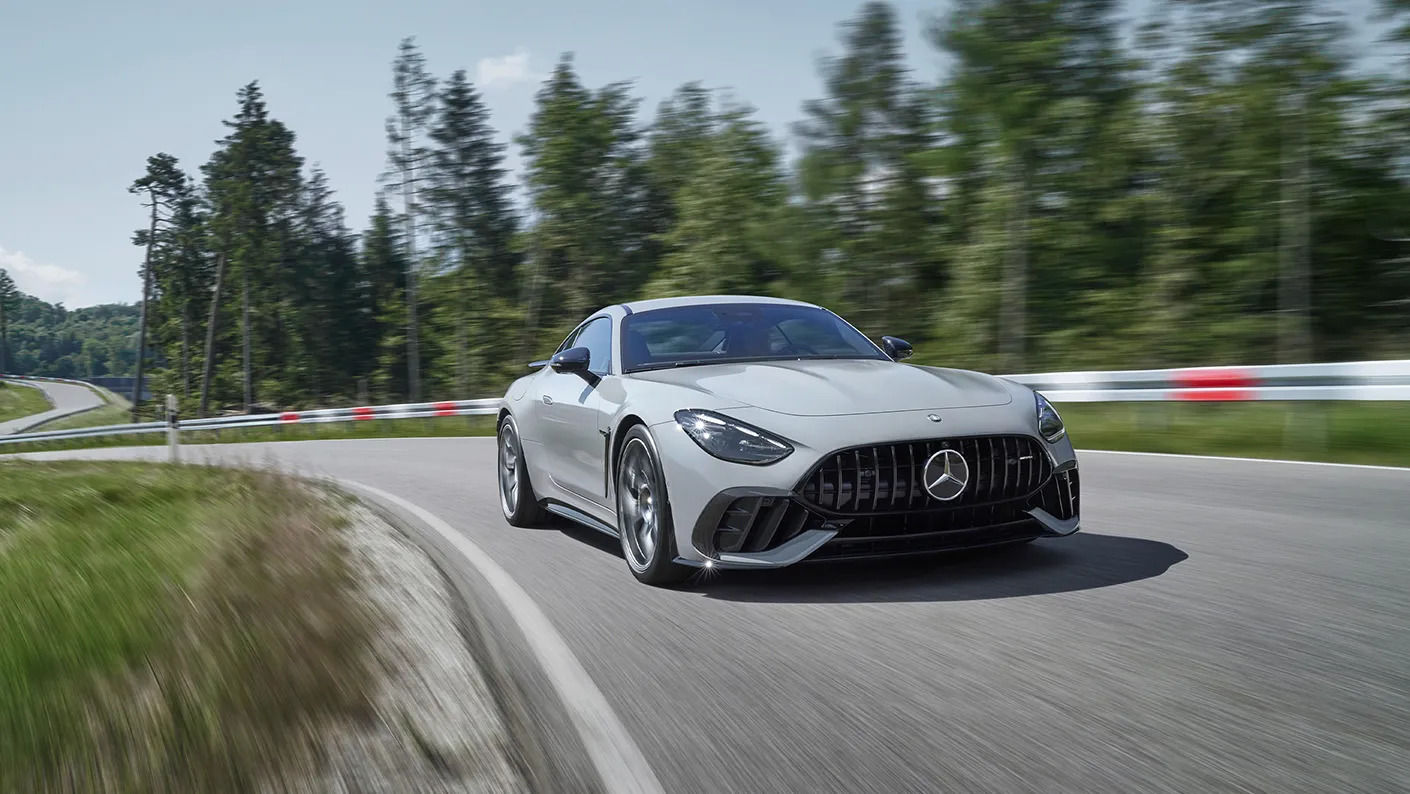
{"left": 613, "top": 295, "right": 820, "bottom": 314}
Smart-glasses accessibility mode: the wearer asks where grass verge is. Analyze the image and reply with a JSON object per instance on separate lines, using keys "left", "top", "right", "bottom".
{"left": 1, "top": 402, "right": 1404, "bottom": 468}
{"left": 0, "top": 381, "right": 53, "bottom": 425}
{"left": 1057, "top": 401, "right": 1410, "bottom": 468}
{"left": 0, "top": 461, "right": 375, "bottom": 792}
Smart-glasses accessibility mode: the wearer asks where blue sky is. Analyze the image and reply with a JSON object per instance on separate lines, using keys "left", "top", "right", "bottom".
{"left": 0, "top": 0, "right": 1397, "bottom": 307}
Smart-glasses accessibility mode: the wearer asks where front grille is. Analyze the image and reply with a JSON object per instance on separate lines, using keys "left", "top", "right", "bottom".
{"left": 798, "top": 436, "right": 1053, "bottom": 514}
{"left": 707, "top": 437, "right": 1078, "bottom": 561}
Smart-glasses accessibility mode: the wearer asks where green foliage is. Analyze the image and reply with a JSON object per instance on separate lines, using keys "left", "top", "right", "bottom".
{"left": 0, "top": 293, "right": 139, "bottom": 378}
{"left": 78, "top": 1, "right": 1408, "bottom": 414}
{"left": 650, "top": 99, "right": 788, "bottom": 296}
{"left": 795, "top": 1, "right": 939, "bottom": 341}
{"left": 518, "top": 55, "right": 653, "bottom": 322}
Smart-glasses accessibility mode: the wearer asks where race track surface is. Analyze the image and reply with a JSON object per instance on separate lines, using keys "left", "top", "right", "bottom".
{"left": 0, "top": 379, "right": 104, "bottom": 434}
{"left": 17, "top": 440, "right": 1409, "bottom": 793}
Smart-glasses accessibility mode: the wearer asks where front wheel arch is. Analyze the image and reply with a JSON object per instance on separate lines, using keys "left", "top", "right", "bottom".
{"left": 608, "top": 414, "right": 648, "bottom": 502}
{"left": 614, "top": 423, "right": 691, "bottom": 586}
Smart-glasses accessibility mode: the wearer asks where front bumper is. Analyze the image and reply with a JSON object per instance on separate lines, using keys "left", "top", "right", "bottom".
{"left": 652, "top": 407, "right": 1080, "bottom": 570}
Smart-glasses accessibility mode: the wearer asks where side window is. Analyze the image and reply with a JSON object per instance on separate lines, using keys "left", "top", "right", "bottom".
{"left": 574, "top": 317, "right": 613, "bottom": 375}
{"left": 555, "top": 326, "right": 581, "bottom": 355}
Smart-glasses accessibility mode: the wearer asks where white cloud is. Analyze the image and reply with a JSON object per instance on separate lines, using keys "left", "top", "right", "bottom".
{"left": 0, "top": 245, "right": 89, "bottom": 306}
{"left": 476, "top": 48, "right": 540, "bottom": 90}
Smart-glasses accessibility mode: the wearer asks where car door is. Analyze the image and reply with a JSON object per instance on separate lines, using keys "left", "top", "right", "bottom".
{"left": 538, "top": 316, "right": 612, "bottom": 506}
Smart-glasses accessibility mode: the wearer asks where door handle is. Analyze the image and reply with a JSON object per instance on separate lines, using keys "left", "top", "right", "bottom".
{"left": 542, "top": 395, "right": 554, "bottom": 405}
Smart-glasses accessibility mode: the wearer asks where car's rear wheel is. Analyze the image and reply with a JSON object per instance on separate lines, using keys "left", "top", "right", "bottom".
{"left": 499, "top": 416, "right": 546, "bottom": 527}
{"left": 616, "top": 425, "right": 692, "bottom": 586}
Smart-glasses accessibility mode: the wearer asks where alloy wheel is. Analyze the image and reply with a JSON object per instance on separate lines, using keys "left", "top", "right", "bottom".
{"left": 618, "top": 438, "right": 660, "bottom": 569}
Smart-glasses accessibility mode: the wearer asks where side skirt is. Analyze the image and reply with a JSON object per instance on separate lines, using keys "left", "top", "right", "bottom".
{"left": 544, "top": 502, "right": 620, "bottom": 538}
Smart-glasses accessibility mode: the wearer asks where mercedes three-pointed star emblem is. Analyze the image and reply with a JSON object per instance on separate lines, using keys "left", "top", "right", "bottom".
{"left": 921, "top": 448, "right": 970, "bottom": 501}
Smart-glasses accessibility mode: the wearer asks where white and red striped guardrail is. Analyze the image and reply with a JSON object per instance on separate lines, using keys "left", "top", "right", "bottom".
{"left": 0, "top": 395, "right": 501, "bottom": 447}
{"left": 1, "top": 359, "right": 1406, "bottom": 450}
{"left": 1004, "top": 360, "right": 1410, "bottom": 402}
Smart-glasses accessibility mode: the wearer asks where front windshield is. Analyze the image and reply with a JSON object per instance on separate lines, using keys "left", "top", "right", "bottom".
{"left": 620, "top": 302, "right": 887, "bottom": 372}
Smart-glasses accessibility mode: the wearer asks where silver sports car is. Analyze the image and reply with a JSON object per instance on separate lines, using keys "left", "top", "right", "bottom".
{"left": 497, "top": 296, "right": 1080, "bottom": 585}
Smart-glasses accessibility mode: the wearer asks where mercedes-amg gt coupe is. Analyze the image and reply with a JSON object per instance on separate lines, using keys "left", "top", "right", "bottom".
{"left": 497, "top": 296, "right": 1080, "bottom": 585}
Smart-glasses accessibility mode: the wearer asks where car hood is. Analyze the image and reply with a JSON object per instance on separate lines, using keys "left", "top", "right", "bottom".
{"left": 629, "top": 359, "right": 1013, "bottom": 416}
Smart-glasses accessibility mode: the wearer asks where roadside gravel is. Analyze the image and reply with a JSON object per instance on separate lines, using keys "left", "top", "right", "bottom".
{"left": 311, "top": 501, "right": 528, "bottom": 793}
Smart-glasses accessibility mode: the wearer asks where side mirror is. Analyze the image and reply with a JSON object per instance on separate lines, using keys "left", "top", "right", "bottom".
{"left": 550, "top": 346, "right": 591, "bottom": 373}
{"left": 881, "top": 336, "right": 913, "bottom": 361}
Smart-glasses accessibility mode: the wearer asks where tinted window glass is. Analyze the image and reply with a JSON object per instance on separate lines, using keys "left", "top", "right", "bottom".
{"left": 573, "top": 317, "right": 613, "bottom": 375}
{"left": 620, "top": 303, "right": 884, "bottom": 372}
{"left": 555, "top": 326, "right": 580, "bottom": 354}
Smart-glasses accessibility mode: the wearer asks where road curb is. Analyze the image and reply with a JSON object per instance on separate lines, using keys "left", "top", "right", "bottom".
{"left": 331, "top": 479, "right": 663, "bottom": 794}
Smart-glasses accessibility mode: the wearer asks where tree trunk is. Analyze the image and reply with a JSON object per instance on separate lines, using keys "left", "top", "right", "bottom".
{"left": 1000, "top": 155, "right": 1029, "bottom": 373}
{"left": 457, "top": 235, "right": 473, "bottom": 398}
{"left": 242, "top": 264, "right": 253, "bottom": 412}
{"left": 401, "top": 115, "right": 422, "bottom": 402}
{"left": 132, "top": 189, "right": 158, "bottom": 422}
{"left": 1279, "top": 88, "right": 1313, "bottom": 364}
{"left": 180, "top": 302, "right": 190, "bottom": 400}
{"left": 198, "top": 251, "right": 226, "bottom": 418}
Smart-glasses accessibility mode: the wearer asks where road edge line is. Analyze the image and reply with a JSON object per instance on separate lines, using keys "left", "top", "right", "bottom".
{"left": 334, "top": 478, "right": 664, "bottom": 794}
{"left": 1076, "top": 448, "right": 1410, "bottom": 472}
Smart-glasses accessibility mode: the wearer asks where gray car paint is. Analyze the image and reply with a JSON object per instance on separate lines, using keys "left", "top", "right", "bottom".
{"left": 502, "top": 296, "right": 1079, "bottom": 568}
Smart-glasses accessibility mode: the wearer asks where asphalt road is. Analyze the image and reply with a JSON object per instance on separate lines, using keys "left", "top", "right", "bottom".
{"left": 0, "top": 378, "right": 104, "bottom": 434}
{"left": 17, "top": 440, "right": 1409, "bottom": 793}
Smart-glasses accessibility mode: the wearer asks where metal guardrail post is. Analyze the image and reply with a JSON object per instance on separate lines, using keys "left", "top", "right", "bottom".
{"left": 166, "top": 394, "right": 180, "bottom": 463}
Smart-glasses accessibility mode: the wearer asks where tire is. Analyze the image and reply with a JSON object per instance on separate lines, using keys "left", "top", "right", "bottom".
{"left": 615, "top": 425, "right": 693, "bottom": 587}
{"left": 498, "top": 415, "right": 547, "bottom": 527}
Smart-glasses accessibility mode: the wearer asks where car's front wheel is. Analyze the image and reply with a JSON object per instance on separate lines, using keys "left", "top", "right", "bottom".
{"left": 616, "top": 425, "right": 692, "bottom": 586}
{"left": 498, "top": 415, "right": 546, "bottom": 527}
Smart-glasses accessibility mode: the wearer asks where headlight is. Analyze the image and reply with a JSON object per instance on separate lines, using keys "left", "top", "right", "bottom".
{"left": 673, "top": 409, "right": 794, "bottom": 465}
{"left": 1036, "top": 392, "right": 1065, "bottom": 442}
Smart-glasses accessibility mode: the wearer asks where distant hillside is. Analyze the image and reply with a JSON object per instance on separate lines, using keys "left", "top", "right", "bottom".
{"left": 2, "top": 293, "right": 140, "bottom": 378}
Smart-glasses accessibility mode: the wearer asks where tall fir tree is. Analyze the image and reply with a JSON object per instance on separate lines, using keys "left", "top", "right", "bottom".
{"left": 518, "top": 54, "right": 650, "bottom": 344}
{"left": 384, "top": 38, "right": 436, "bottom": 402}
{"left": 425, "top": 69, "right": 519, "bottom": 396}
{"left": 795, "top": 1, "right": 938, "bottom": 342}
{"left": 128, "top": 152, "right": 190, "bottom": 418}
{"left": 0, "top": 269, "right": 16, "bottom": 373}
{"left": 202, "top": 82, "right": 304, "bottom": 412}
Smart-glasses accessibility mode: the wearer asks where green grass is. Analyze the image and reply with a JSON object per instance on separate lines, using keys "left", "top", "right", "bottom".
{"left": 1058, "top": 401, "right": 1410, "bottom": 468}
{"left": 0, "top": 381, "right": 52, "bottom": 424}
{"left": 0, "top": 461, "right": 374, "bottom": 791}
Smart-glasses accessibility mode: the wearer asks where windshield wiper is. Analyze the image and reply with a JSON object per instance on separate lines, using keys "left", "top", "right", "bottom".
{"left": 629, "top": 359, "right": 729, "bottom": 372}
{"left": 628, "top": 354, "right": 881, "bottom": 373}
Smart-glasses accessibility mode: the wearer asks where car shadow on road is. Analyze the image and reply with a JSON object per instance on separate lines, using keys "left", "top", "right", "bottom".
{"left": 691, "top": 534, "right": 1188, "bottom": 603}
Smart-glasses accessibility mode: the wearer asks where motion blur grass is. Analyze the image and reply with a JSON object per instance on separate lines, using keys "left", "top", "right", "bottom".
{"left": 0, "top": 461, "right": 374, "bottom": 791}
{"left": 1058, "top": 401, "right": 1410, "bottom": 468}
{"left": 0, "top": 381, "right": 52, "bottom": 424}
